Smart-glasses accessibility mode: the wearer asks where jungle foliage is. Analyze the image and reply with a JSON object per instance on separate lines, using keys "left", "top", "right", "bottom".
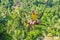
{"left": 0, "top": 0, "right": 60, "bottom": 40}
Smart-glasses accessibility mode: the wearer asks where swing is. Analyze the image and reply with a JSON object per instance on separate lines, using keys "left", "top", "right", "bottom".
{"left": 27, "top": 10, "right": 40, "bottom": 25}
{"left": 27, "top": 0, "right": 49, "bottom": 27}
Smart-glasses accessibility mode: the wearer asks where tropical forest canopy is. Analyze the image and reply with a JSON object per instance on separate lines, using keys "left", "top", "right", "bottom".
{"left": 0, "top": 0, "right": 60, "bottom": 40}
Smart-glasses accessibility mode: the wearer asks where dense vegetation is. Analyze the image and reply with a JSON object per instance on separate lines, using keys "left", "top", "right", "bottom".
{"left": 0, "top": 0, "right": 60, "bottom": 40}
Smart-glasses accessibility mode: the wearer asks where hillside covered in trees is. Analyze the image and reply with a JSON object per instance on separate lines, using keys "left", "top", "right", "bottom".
{"left": 0, "top": 0, "right": 60, "bottom": 40}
